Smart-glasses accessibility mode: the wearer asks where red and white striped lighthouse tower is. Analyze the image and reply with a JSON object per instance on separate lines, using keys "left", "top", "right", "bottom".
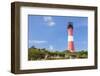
{"left": 67, "top": 22, "right": 75, "bottom": 53}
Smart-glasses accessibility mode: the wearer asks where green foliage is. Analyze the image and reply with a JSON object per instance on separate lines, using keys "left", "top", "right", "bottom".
{"left": 76, "top": 51, "right": 88, "bottom": 58}
{"left": 28, "top": 46, "right": 88, "bottom": 60}
{"left": 28, "top": 48, "right": 45, "bottom": 60}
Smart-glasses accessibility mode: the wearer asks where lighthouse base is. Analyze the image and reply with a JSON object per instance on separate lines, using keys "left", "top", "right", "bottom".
{"left": 65, "top": 51, "right": 77, "bottom": 59}
{"left": 69, "top": 53, "right": 77, "bottom": 59}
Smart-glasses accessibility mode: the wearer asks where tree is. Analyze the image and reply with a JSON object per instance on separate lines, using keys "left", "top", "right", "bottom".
{"left": 30, "top": 45, "right": 35, "bottom": 49}
{"left": 28, "top": 48, "right": 45, "bottom": 60}
{"left": 76, "top": 50, "right": 88, "bottom": 58}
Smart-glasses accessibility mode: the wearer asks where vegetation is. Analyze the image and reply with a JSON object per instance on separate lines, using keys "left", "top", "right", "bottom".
{"left": 28, "top": 46, "right": 88, "bottom": 61}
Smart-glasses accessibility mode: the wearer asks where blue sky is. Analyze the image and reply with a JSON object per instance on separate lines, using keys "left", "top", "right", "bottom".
{"left": 28, "top": 15, "right": 88, "bottom": 51}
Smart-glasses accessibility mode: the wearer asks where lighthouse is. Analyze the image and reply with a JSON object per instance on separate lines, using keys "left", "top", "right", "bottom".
{"left": 67, "top": 22, "right": 75, "bottom": 53}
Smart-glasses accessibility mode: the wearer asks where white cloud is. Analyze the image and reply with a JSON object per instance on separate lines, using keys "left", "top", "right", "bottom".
{"left": 48, "top": 45, "right": 54, "bottom": 51}
{"left": 44, "top": 16, "right": 52, "bottom": 22}
{"left": 48, "top": 21, "right": 55, "bottom": 26}
{"left": 29, "top": 40, "right": 47, "bottom": 44}
{"left": 43, "top": 16, "right": 56, "bottom": 27}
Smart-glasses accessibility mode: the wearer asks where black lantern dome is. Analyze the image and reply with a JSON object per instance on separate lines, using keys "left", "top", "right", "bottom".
{"left": 67, "top": 22, "right": 73, "bottom": 29}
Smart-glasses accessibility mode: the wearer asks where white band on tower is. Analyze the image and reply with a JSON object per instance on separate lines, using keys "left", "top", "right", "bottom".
{"left": 68, "top": 36, "right": 73, "bottom": 41}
